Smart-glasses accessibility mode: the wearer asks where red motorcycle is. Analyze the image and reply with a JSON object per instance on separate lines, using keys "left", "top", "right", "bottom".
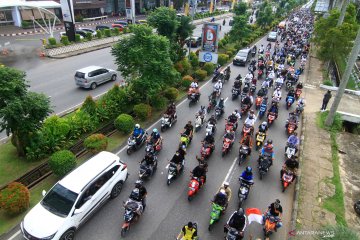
{"left": 267, "top": 112, "right": 277, "bottom": 127}
{"left": 222, "top": 137, "right": 233, "bottom": 157}
{"left": 241, "top": 124, "right": 253, "bottom": 137}
{"left": 255, "top": 96, "right": 263, "bottom": 109}
{"left": 287, "top": 122, "right": 297, "bottom": 135}
{"left": 240, "top": 104, "right": 250, "bottom": 117}
{"left": 258, "top": 69, "right": 264, "bottom": 79}
{"left": 281, "top": 170, "right": 294, "bottom": 192}
{"left": 188, "top": 176, "right": 204, "bottom": 201}
{"left": 225, "top": 120, "right": 237, "bottom": 132}
{"left": 295, "top": 88, "right": 302, "bottom": 100}
{"left": 200, "top": 142, "right": 213, "bottom": 159}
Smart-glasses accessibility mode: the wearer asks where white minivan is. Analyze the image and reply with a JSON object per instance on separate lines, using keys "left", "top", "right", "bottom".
{"left": 21, "top": 151, "right": 128, "bottom": 240}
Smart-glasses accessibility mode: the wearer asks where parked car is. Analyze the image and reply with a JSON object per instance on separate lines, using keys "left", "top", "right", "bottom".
{"left": 74, "top": 66, "right": 117, "bottom": 89}
{"left": 79, "top": 28, "right": 97, "bottom": 37}
{"left": 233, "top": 48, "right": 251, "bottom": 66}
{"left": 267, "top": 31, "right": 277, "bottom": 42}
{"left": 60, "top": 32, "right": 84, "bottom": 40}
{"left": 21, "top": 151, "right": 128, "bottom": 240}
{"left": 112, "top": 21, "right": 128, "bottom": 28}
{"left": 186, "top": 36, "right": 202, "bottom": 48}
{"left": 95, "top": 25, "right": 110, "bottom": 31}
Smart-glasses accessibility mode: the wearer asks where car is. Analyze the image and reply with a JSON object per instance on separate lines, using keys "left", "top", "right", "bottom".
{"left": 186, "top": 36, "right": 202, "bottom": 48}
{"left": 112, "top": 20, "right": 128, "bottom": 28}
{"left": 74, "top": 66, "right": 117, "bottom": 89}
{"left": 95, "top": 25, "right": 110, "bottom": 31}
{"left": 60, "top": 32, "right": 84, "bottom": 40}
{"left": 267, "top": 31, "right": 277, "bottom": 42}
{"left": 233, "top": 48, "right": 251, "bottom": 66}
{"left": 21, "top": 151, "right": 128, "bottom": 240}
{"left": 79, "top": 28, "right": 97, "bottom": 37}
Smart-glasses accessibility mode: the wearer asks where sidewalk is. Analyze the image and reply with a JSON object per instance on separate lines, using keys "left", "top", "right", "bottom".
{"left": 295, "top": 49, "right": 360, "bottom": 236}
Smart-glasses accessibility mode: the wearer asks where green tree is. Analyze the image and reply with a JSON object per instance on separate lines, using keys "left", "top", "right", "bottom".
{"left": 229, "top": 15, "right": 251, "bottom": 43}
{"left": 111, "top": 24, "right": 180, "bottom": 102}
{"left": 0, "top": 67, "right": 28, "bottom": 109}
{"left": 256, "top": 5, "right": 274, "bottom": 28}
{"left": 176, "top": 15, "right": 195, "bottom": 47}
{"left": 234, "top": 2, "right": 248, "bottom": 16}
{"left": 0, "top": 92, "right": 52, "bottom": 157}
{"left": 147, "top": 7, "right": 179, "bottom": 41}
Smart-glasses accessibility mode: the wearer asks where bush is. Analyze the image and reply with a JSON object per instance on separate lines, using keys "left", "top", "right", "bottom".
{"left": 218, "top": 54, "right": 229, "bottom": 66}
{"left": 114, "top": 114, "right": 134, "bottom": 134}
{"left": 133, "top": 103, "right": 152, "bottom": 121}
{"left": 21, "top": 21, "right": 31, "bottom": 28}
{"left": 104, "top": 29, "right": 111, "bottom": 37}
{"left": 60, "top": 36, "right": 70, "bottom": 45}
{"left": 0, "top": 182, "right": 30, "bottom": 215}
{"left": 150, "top": 95, "right": 167, "bottom": 110}
{"left": 75, "top": 15, "right": 83, "bottom": 22}
{"left": 81, "top": 95, "right": 97, "bottom": 116}
{"left": 86, "top": 32, "right": 92, "bottom": 41}
{"left": 49, "top": 150, "right": 76, "bottom": 177}
{"left": 202, "top": 62, "right": 216, "bottom": 75}
{"left": 96, "top": 30, "right": 102, "bottom": 39}
{"left": 68, "top": 110, "right": 99, "bottom": 139}
{"left": 226, "top": 50, "right": 234, "bottom": 57}
{"left": 96, "top": 85, "right": 127, "bottom": 121}
{"left": 112, "top": 27, "right": 120, "bottom": 36}
{"left": 84, "top": 133, "right": 108, "bottom": 153}
{"left": 189, "top": 52, "right": 199, "bottom": 68}
{"left": 48, "top": 37, "right": 57, "bottom": 46}
{"left": 75, "top": 34, "right": 81, "bottom": 42}
{"left": 194, "top": 69, "right": 207, "bottom": 81}
{"left": 175, "top": 58, "right": 192, "bottom": 76}
{"left": 181, "top": 75, "right": 193, "bottom": 89}
{"left": 163, "top": 87, "right": 179, "bottom": 101}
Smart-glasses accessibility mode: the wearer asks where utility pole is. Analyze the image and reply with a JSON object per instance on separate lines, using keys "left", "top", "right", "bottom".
{"left": 325, "top": 28, "right": 360, "bottom": 126}
{"left": 337, "top": 0, "right": 350, "bottom": 26}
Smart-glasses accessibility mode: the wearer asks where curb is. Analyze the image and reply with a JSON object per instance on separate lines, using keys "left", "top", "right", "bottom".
{"left": 319, "top": 84, "right": 360, "bottom": 96}
{"left": 0, "top": 17, "right": 129, "bottom": 37}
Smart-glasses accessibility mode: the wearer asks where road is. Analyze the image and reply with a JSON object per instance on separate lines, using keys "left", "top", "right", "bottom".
{"left": 5, "top": 16, "right": 305, "bottom": 240}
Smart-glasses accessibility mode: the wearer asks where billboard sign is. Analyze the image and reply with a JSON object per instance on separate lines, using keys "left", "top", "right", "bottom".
{"left": 199, "top": 51, "right": 218, "bottom": 64}
{"left": 201, "top": 22, "right": 219, "bottom": 53}
{"left": 60, "top": 0, "right": 75, "bottom": 42}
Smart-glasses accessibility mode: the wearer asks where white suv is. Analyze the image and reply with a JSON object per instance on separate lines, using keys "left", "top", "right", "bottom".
{"left": 21, "top": 151, "right": 128, "bottom": 240}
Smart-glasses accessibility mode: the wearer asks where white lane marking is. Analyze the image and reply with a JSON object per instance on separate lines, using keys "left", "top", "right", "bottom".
{"left": 165, "top": 163, "right": 170, "bottom": 169}
{"left": 7, "top": 230, "right": 21, "bottom": 240}
{"left": 223, "top": 157, "right": 238, "bottom": 183}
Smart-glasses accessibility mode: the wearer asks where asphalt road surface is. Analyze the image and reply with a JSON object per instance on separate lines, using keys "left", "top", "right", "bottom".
{"left": 6, "top": 16, "right": 308, "bottom": 240}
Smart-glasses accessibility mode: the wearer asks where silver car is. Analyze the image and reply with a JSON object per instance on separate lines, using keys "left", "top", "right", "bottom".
{"left": 74, "top": 66, "right": 117, "bottom": 89}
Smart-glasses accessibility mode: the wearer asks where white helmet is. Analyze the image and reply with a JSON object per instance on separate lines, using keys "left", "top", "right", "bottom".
{"left": 223, "top": 181, "right": 229, "bottom": 187}
{"left": 135, "top": 124, "right": 140, "bottom": 128}
{"left": 218, "top": 79, "right": 221, "bottom": 83}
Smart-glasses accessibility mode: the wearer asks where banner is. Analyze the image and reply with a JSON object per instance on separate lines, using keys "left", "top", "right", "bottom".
{"left": 201, "top": 22, "right": 219, "bottom": 53}
{"left": 60, "top": 0, "right": 75, "bottom": 42}
{"left": 209, "top": 0, "right": 214, "bottom": 14}
{"left": 184, "top": 2, "right": 190, "bottom": 16}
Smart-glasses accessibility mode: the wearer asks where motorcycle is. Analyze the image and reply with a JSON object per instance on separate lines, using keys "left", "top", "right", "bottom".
{"left": 188, "top": 92, "right": 200, "bottom": 106}
{"left": 255, "top": 96, "right": 263, "bottom": 110}
{"left": 258, "top": 69, "right": 264, "bottom": 79}
{"left": 238, "top": 145, "right": 250, "bottom": 165}
{"left": 138, "top": 158, "right": 157, "bottom": 180}
{"left": 238, "top": 179, "right": 252, "bottom": 208}
{"left": 250, "top": 84, "right": 256, "bottom": 95}
{"left": 161, "top": 113, "right": 176, "bottom": 132}
{"left": 225, "top": 121, "right": 237, "bottom": 132}
{"left": 212, "top": 70, "right": 220, "bottom": 82}
{"left": 281, "top": 169, "right": 294, "bottom": 192}
{"left": 241, "top": 124, "right": 253, "bottom": 137}
{"left": 127, "top": 132, "right": 148, "bottom": 155}
{"left": 167, "top": 160, "right": 184, "bottom": 185}
{"left": 225, "top": 227, "right": 243, "bottom": 240}
{"left": 121, "top": 200, "right": 143, "bottom": 237}
{"left": 179, "top": 134, "right": 191, "bottom": 149}
{"left": 263, "top": 215, "right": 278, "bottom": 239}
{"left": 354, "top": 200, "right": 360, "bottom": 215}
{"left": 267, "top": 112, "right": 277, "bottom": 127}
{"left": 258, "top": 153, "right": 272, "bottom": 180}
{"left": 240, "top": 104, "right": 250, "bottom": 117}
{"left": 200, "top": 142, "right": 213, "bottom": 159}
{"left": 208, "top": 202, "right": 224, "bottom": 231}
{"left": 207, "top": 96, "right": 217, "bottom": 113}
{"left": 145, "top": 140, "right": 162, "bottom": 156}
{"left": 255, "top": 132, "right": 266, "bottom": 150}
{"left": 231, "top": 87, "right": 240, "bottom": 100}
{"left": 205, "top": 122, "right": 216, "bottom": 137}
{"left": 259, "top": 102, "right": 267, "bottom": 119}
{"left": 240, "top": 91, "right": 248, "bottom": 102}
{"left": 195, "top": 114, "right": 205, "bottom": 132}
{"left": 287, "top": 122, "right": 297, "bottom": 135}
{"left": 188, "top": 176, "right": 203, "bottom": 201}
{"left": 222, "top": 137, "right": 234, "bottom": 157}
{"left": 285, "top": 144, "right": 296, "bottom": 159}
{"left": 215, "top": 106, "right": 224, "bottom": 120}
{"left": 295, "top": 88, "right": 302, "bottom": 100}
{"left": 286, "top": 96, "right": 295, "bottom": 110}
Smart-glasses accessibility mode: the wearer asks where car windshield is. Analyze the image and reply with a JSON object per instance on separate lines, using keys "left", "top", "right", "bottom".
{"left": 269, "top": 32, "right": 277, "bottom": 37}
{"left": 41, "top": 184, "right": 78, "bottom": 217}
{"left": 75, "top": 72, "right": 85, "bottom": 78}
{"left": 237, "top": 52, "right": 248, "bottom": 57}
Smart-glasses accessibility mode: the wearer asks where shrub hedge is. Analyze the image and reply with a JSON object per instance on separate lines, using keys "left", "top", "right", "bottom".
{"left": 49, "top": 150, "right": 76, "bottom": 177}
{"left": 114, "top": 114, "right": 134, "bottom": 134}
{"left": 60, "top": 36, "right": 70, "bottom": 45}
{"left": 194, "top": 69, "right": 207, "bottom": 81}
{"left": 75, "top": 34, "right": 81, "bottom": 42}
{"left": 218, "top": 54, "right": 229, "bottom": 66}
{"left": 0, "top": 182, "right": 30, "bottom": 215}
{"left": 84, "top": 133, "right": 108, "bottom": 153}
{"left": 133, "top": 103, "right": 152, "bottom": 121}
{"left": 48, "top": 37, "right": 57, "bottom": 46}
{"left": 163, "top": 87, "right": 179, "bottom": 101}
{"left": 86, "top": 32, "right": 93, "bottom": 41}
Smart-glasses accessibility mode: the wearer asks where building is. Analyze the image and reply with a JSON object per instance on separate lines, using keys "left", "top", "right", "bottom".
{"left": 0, "top": 0, "right": 61, "bottom": 27}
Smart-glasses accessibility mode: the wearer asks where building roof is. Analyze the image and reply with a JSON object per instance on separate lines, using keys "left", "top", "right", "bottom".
{"left": 0, "top": 0, "right": 61, "bottom": 8}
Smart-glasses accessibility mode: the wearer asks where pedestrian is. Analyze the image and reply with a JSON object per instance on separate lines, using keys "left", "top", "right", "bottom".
{"left": 220, "top": 25, "right": 222, "bottom": 31}
{"left": 321, "top": 90, "right": 332, "bottom": 111}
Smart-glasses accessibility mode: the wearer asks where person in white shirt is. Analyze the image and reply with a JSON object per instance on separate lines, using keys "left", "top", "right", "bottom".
{"left": 268, "top": 70, "right": 275, "bottom": 80}
{"left": 214, "top": 80, "right": 223, "bottom": 95}
{"left": 245, "top": 72, "right": 253, "bottom": 82}
{"left": 190, "top": 81, "right": 198, "bottom": 88}
{"left": 273, "top": 88, "right": 282, "bottom": 100}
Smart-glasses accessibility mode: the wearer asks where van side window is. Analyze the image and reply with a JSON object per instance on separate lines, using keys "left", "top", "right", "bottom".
{"left": 105, "top": 165, "right": 120, "bottom": 181}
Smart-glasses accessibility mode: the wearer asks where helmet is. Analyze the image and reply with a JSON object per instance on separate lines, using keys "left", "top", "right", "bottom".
{"left": 245, "top": 166, "right": 252, "bottom": 173}
{"left": 223, "top": 181, "right": 229, "bottom": 187}
{"left": 262, "top": 121, "right": 268, "bottom": 126}
{"left": 250, "top": 110, "right": 254, "bottom": 114}
{"left": 232, "top": 111, "right": 236, "bottom": 115}
{"left": 267, "top": 139, "right": 273, "bottom": 144}
{"left": 135, "top": 124, "right": 140, "bottom": 128}
{"left": 277, "top": 88, "right": 280, "bottom": 91}
{"left": 237, "top": 208, "right": 244, "bottom": 216}
{"left": 220, "top": 98, "right": 224, "bottom": 101}
{"left": 218, "top": 79, "right": 221, "bottom": 83}
{"left": 274, "top": 199, "right": 281, "bottom": 208}
{"left": 188, "top": 222, "right": 194, "bottom": 228}
{"left": 130, "top": 188, "right": 140, "bottom": 200}
{"left": 135, "top": 179, "right": 143, "bottom": 187}
{"left": 153, "top": 128, "right": 158, "bottom": 133}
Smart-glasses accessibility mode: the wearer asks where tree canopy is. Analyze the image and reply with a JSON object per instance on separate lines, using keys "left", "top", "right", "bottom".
{"left": 256, "top": 5, "right": 274, "bottom": 28}
{"left": 229, "top": 15, "right": 251, "bottom": 43}
{"left": 0, "top": 67, "right": 28, "bottom": 109}
{"left": 147, "top": 7, "right": 179, "bottom": 41}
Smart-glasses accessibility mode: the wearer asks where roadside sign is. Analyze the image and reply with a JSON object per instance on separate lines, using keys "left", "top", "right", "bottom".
{"left": 201, "top": 22, "right": 219, "bottom": 53}
{"left": 199, "top": 51, "right": 218, "bottom": 64}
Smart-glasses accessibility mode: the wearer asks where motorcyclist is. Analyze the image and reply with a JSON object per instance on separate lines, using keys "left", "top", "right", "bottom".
{"left": 267, "top": 102, "right": 279, "bottom": 119}
{"left": 132, "top": 124, "right": 145, "bottom": 145}
{"left": 140, "top": 153, "right": 157, "bottom": 175}
{"left": 245, "top": 72, "right": 253, "bottom": 82}
{"left": 272, "top": 87, "right": 282, "bottom": 101}
{"left": 233, "top": 79, "right": 242, "bottom": 90}
{"left": 183, "top": 121, "right": 194, "bottom": 140}
{"left": 244, "top": 110, "right": 256, "bottom": 135}
{"left": 239, "top": 134, "right": 253, "bottom": 155}
{"left": 197, "top": 106, "right": 206, "bottom": 125}
{"left": 258, "top": 121, "right": 269, "bottom": 133}
{"left": 239, "top": 166, "right": 254, "bottom": 185}
{"left": 296, "top": 81, "right": 303, "bottom": 90}
{"left": 223, "top": 129, "right": 235, "bottom": 144}
{"left": 275, "top": 76, "right": 284, "bottom": 88}
{"left": 204, "top": 133, "right": 215, "bottom": 146}
{"left": 216, "top": 98, "right": 225, "bottom": 114}
{"left": 241, "top": 95, "right": 252, "bottom": 111}
{"left": 190, "top": 80, "right": 198, "bottom": 89}
{"left": 191, "top": 163, "right": 207, "bottom": 187}
{"left": 147, "top": 128, "right": 161, "bottom": 150}
{"left": 285, "top": 112, "right": 299, "bottom": 130}
{"left": 170, "top": 150, "right": 185, "bottom": 174}
{"left": 258, "top": 44, "right": 264, "bottom": 54}
{"left": 165, "top": 102, "right": 176, "bottom": 125}
{"left": 214, "top": 79, "right": 223, "bottom": 95}
{"left": 227, "top": 111, "right": 239, "bottom": 130}
{"left": 130, "top": 180, "right": 147, "bottom": 211}
{"left": 260, "top": 139, "right": 275, "bottom": 165}
{"left": 213, "top": 189, "right": 229, "bottom": 209}
{"left": 224, "top": 208, "right": 247, "bottom": 236}
{"left": 257, "top": 86, "right": 267, "bottom": 97}
{"left": 235, "top": 74, "right": 242, "bottom": 81}
{"left": 218, "top": 181, "right": 232, "bottom": 202}
{"left": 281, "top": 155, "right": 299, "bottom": 181}
{"left": 263, "top": 199, "right": 283, "bottom": 229}
{"left": 176, "top": 222, "right": 198, "bottom": 240}
{"left": 287, "top": 132, "right": 299, "bottom": 151}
